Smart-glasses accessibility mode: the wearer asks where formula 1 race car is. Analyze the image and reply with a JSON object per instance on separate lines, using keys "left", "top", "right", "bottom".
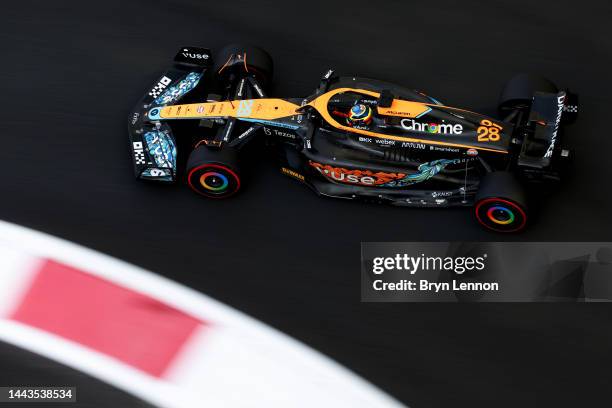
{"left": 127, "top": 45, "right": 578, "bottom": 232}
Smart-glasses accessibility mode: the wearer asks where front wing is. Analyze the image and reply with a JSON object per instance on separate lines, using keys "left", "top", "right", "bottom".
{"left": 127, "top": 46, "right": 212, "bottom": 182}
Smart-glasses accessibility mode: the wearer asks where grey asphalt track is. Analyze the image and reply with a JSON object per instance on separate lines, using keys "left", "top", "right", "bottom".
{"left": 1, "top": 1, "right": 612, "bottom": 407}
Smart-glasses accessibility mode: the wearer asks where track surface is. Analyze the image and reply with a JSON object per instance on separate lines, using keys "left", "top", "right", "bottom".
{"left": 1, "top": 1, "right": 612, "bottom": 406}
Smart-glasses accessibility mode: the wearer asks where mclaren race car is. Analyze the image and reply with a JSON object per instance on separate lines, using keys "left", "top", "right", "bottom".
{"left": 127, "top": 45, "right": 578, "bottom": 232}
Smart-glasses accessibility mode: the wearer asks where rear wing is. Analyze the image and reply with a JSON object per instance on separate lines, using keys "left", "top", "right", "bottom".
{"left": 517, "top": 90, "right": 578, "bottom": 171}
{"left": 127, "top": 47, "right": 212, "bottom": 182}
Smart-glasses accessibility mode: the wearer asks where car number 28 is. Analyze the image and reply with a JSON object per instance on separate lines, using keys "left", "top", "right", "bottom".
{"left": 477, "top": 119, "right": 502, "bottom": 142}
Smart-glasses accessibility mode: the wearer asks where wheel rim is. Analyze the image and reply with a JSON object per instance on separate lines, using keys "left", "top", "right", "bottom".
{"left": 486, "top": 206, "right": 515, "bottom": 225}
{"left": 475, "top": 198, "right": 527, "bottom": 232}
{"left": 200, "top": 172, "right": 229, "bottom": 192}
{"left": 188, "top": 164, "right": 240, "bottom": 198}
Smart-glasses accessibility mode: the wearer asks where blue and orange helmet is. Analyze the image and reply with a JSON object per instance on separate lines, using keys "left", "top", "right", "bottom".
{"left": 348, "top": 104, "right": 373, "bottom": 125}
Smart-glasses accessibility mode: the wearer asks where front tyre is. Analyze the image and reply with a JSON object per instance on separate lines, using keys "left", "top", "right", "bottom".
{"left": 474, "top": 172, "right": 528, "bottom": 233}
{"left": 186, "top": 147, "right": 241, "bottom": 198}
{"left": 214, "top": 44, "right": 273, "bottom": 88}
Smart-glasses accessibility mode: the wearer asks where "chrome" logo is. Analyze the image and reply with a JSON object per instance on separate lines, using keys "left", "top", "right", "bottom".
{"left": 401, "top": 119, "right": 463, "bottom": 135}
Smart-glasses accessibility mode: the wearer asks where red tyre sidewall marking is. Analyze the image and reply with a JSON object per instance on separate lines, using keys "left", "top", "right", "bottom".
{"left": 474, "top": 197, "right": 527, "bottom": 232}
{"left": 187, "top": 163, "right": 240, "bottom": 199}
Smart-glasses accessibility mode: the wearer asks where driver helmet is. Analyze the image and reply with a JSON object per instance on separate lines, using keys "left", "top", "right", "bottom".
{"left": 348, "top": 104, "right": 373, "bottom": 125}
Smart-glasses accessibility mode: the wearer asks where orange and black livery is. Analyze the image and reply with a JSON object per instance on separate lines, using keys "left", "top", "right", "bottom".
{"left": 128, "top": 44, "right": 578, "bottom": 232}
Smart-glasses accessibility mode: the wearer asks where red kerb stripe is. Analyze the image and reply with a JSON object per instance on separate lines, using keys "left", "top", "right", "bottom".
{"left": 10, "top": 259, "right": 204, "bottom": 377}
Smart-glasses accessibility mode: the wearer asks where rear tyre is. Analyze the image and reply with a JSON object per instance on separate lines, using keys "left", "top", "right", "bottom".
{"left": 498, "top": 74, "right": 557, "bottom": 112}
{"left": 214, "top": 44, "right": 273, "bottom": 87}
{"left": 186, "top": 146, "right": 241, "bottom": 198}
{"left": 474, "top": 172, "right": 528, "bottom": 232}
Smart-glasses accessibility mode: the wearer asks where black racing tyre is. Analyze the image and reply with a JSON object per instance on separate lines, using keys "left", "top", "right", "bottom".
{"left": 186, "top": 146, "right": 241, "bottom": 198}
{"left": 214, "top": 44, "right": 273, "bottom": 86}
{"left": 498, "top": 74, "right": 557, "bottom": 111}
{"left": 474, "top": 172, "right": 528, "bottom": 233}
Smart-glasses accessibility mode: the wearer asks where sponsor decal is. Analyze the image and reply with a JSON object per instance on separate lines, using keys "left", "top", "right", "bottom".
{"left": 544, "top": 94, "right": 566, "bottom": 158}
{"left": 132, "top": 141, "right": 145, "bottom": 165}
{"left": 237, "top": 79, "right": 245, "bottom": 98}
{"left": 563, "top": 104, "right": 578, "bottom": 113}
{"left": 181, "top": 48, "right": 210, "bottom": 60}
{"left": 310, "top": 159, "right": 473, "bottom": 188}
{"left": 383, "top": 159, "right": 457, "bottom": 187}
{"left": 386, "top": 110, "right": 412, "bottom": 116}
{"left": 263, "top": 127, "right": 296, "bottom": 139}
{"left": 131, "top": 112, "right": 140, "bottom": 125}
{"left": 236, "top": 100, "right": 254, "bottom": 117}
{"left": 148, "top": 76, "right": 172, "bottom": 99}
{"left": 402, "top": 142, "right": 427, "bottom": 149}
{"left": 281, "top": 167, "right": 305, "bottom": 181}
{"left": 432, "top": 191, "right": 453, "bottom": 198}
{"left": 223, "top": 120, "right": 234, "bottom": 142}
{"left": 429, "top": 145, "right": 460, "bottom": 153}
{"left": 238, "top": 118, "right": 300, "bottom": 130}
{"left": 148, "top": 108, "right": 161, "bottom": 120}
{"left": 309, "top": 162, "right": 406, "bottom": 186}
{"left": 144, "top": 130, "right": 176, "bottom": 170}
{"left": 401, "top": 119, "right": 463, "bottom": 135}
{"left": 237, "top": 126, "right": 257, "bottom": 140}
{"left": 154, "top": 72, "right": 201, "bottom": 105}
{"left": 144, "top": 168, "right": 169, "bottom": 177}
{"left": 375, "top": 138, "right": 396, "bottom": 146}
{"left": 467, "top": 148, "right": 478, "bottom": 156}
{"left": 359, "top": 137, "right": 425, "bottom": 150}
{"left": 253, "top": 83, "right": 265, "bottom": 98}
